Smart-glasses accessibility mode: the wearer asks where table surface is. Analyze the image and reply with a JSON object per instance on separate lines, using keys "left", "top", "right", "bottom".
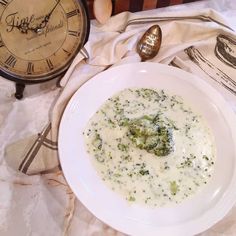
{"left": 1, "top": 0, "right": 236, "bottom": 235}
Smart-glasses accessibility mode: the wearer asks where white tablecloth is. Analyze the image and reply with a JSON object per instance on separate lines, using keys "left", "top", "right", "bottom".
{"left": 1, "top": 0, "right": 236, "bottom": 235}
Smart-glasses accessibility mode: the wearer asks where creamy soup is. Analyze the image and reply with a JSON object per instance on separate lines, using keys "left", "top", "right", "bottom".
{"left": 83, "top": 88, "right": 215, "bottom": 207}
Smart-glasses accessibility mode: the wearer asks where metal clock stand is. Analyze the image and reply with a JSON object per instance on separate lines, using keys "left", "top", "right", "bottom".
{"left": 15, "top": 82, "right": 25, "bottom": 99}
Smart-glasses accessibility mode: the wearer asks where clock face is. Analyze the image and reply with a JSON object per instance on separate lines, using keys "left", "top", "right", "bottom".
{"left": 0, "top": 0, "right": 89, "bottom": 82}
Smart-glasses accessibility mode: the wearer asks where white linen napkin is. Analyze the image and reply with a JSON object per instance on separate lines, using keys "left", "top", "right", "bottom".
{"left": 5, "top": 8, "right": 236, "bottom": 176}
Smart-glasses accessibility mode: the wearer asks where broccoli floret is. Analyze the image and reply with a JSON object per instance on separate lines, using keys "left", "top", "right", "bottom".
{"left": 127, "top": 115, "right": 174, "bottom": 156}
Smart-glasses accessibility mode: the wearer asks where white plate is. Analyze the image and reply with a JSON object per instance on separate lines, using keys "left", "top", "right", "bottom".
{"left": 58, "top": 62, "right": 236, "bottom": 236}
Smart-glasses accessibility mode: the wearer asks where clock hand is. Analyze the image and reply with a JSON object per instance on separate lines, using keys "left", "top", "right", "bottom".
{"left": 33, "top": 0, "right": 61, "bottom": 33}
{"left": 47, "top": 0, "right": 61, "bottom": 20}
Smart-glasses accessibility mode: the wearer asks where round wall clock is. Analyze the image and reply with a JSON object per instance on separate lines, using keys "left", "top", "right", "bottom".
{"left": 0, "top": 0, "right": 90, "bottom": 99}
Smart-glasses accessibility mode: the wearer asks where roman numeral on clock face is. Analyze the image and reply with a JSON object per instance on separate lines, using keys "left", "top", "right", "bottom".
{"left": 66, "top": 9, "right": 79, "bottom": 18}
{"left": 0, "top": 0, "right": 8, "bottom": 7}
{"left": 62, "top": 48, "right": 71, "bottom": 56}
{"left": 46, "top": 59, "right": 54, "bottom": 70}
{"left": 27, "top": 62, "right": 34, "bottom": 74}
{"left": 5, "top": 55, "right": 17, "bottom": 68}
{"left": 68, "top": 30, "right": 80, "bottom": 37}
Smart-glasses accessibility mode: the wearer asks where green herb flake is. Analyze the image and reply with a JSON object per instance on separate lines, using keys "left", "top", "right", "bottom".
{"left": 92, "top": 133, "right": 103, "bottom": 150}
{"left": 202, "top": 155, "right": 209, "bottom": 161}
{"left": 117, "top": 143, "right": 129, "bottom": 152}
{"left": 139, "top": 169, "right": 149, "bottom": 175}
{"left": 128, "top": 196, "right": 136, "bottom": 201}
{"left": 170, "top": 181, "right": 179, "bottom": 195}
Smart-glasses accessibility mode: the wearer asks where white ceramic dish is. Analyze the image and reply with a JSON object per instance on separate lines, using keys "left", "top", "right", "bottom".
{"left": 58, "top": 62, "right": 236, "bottom": 236}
